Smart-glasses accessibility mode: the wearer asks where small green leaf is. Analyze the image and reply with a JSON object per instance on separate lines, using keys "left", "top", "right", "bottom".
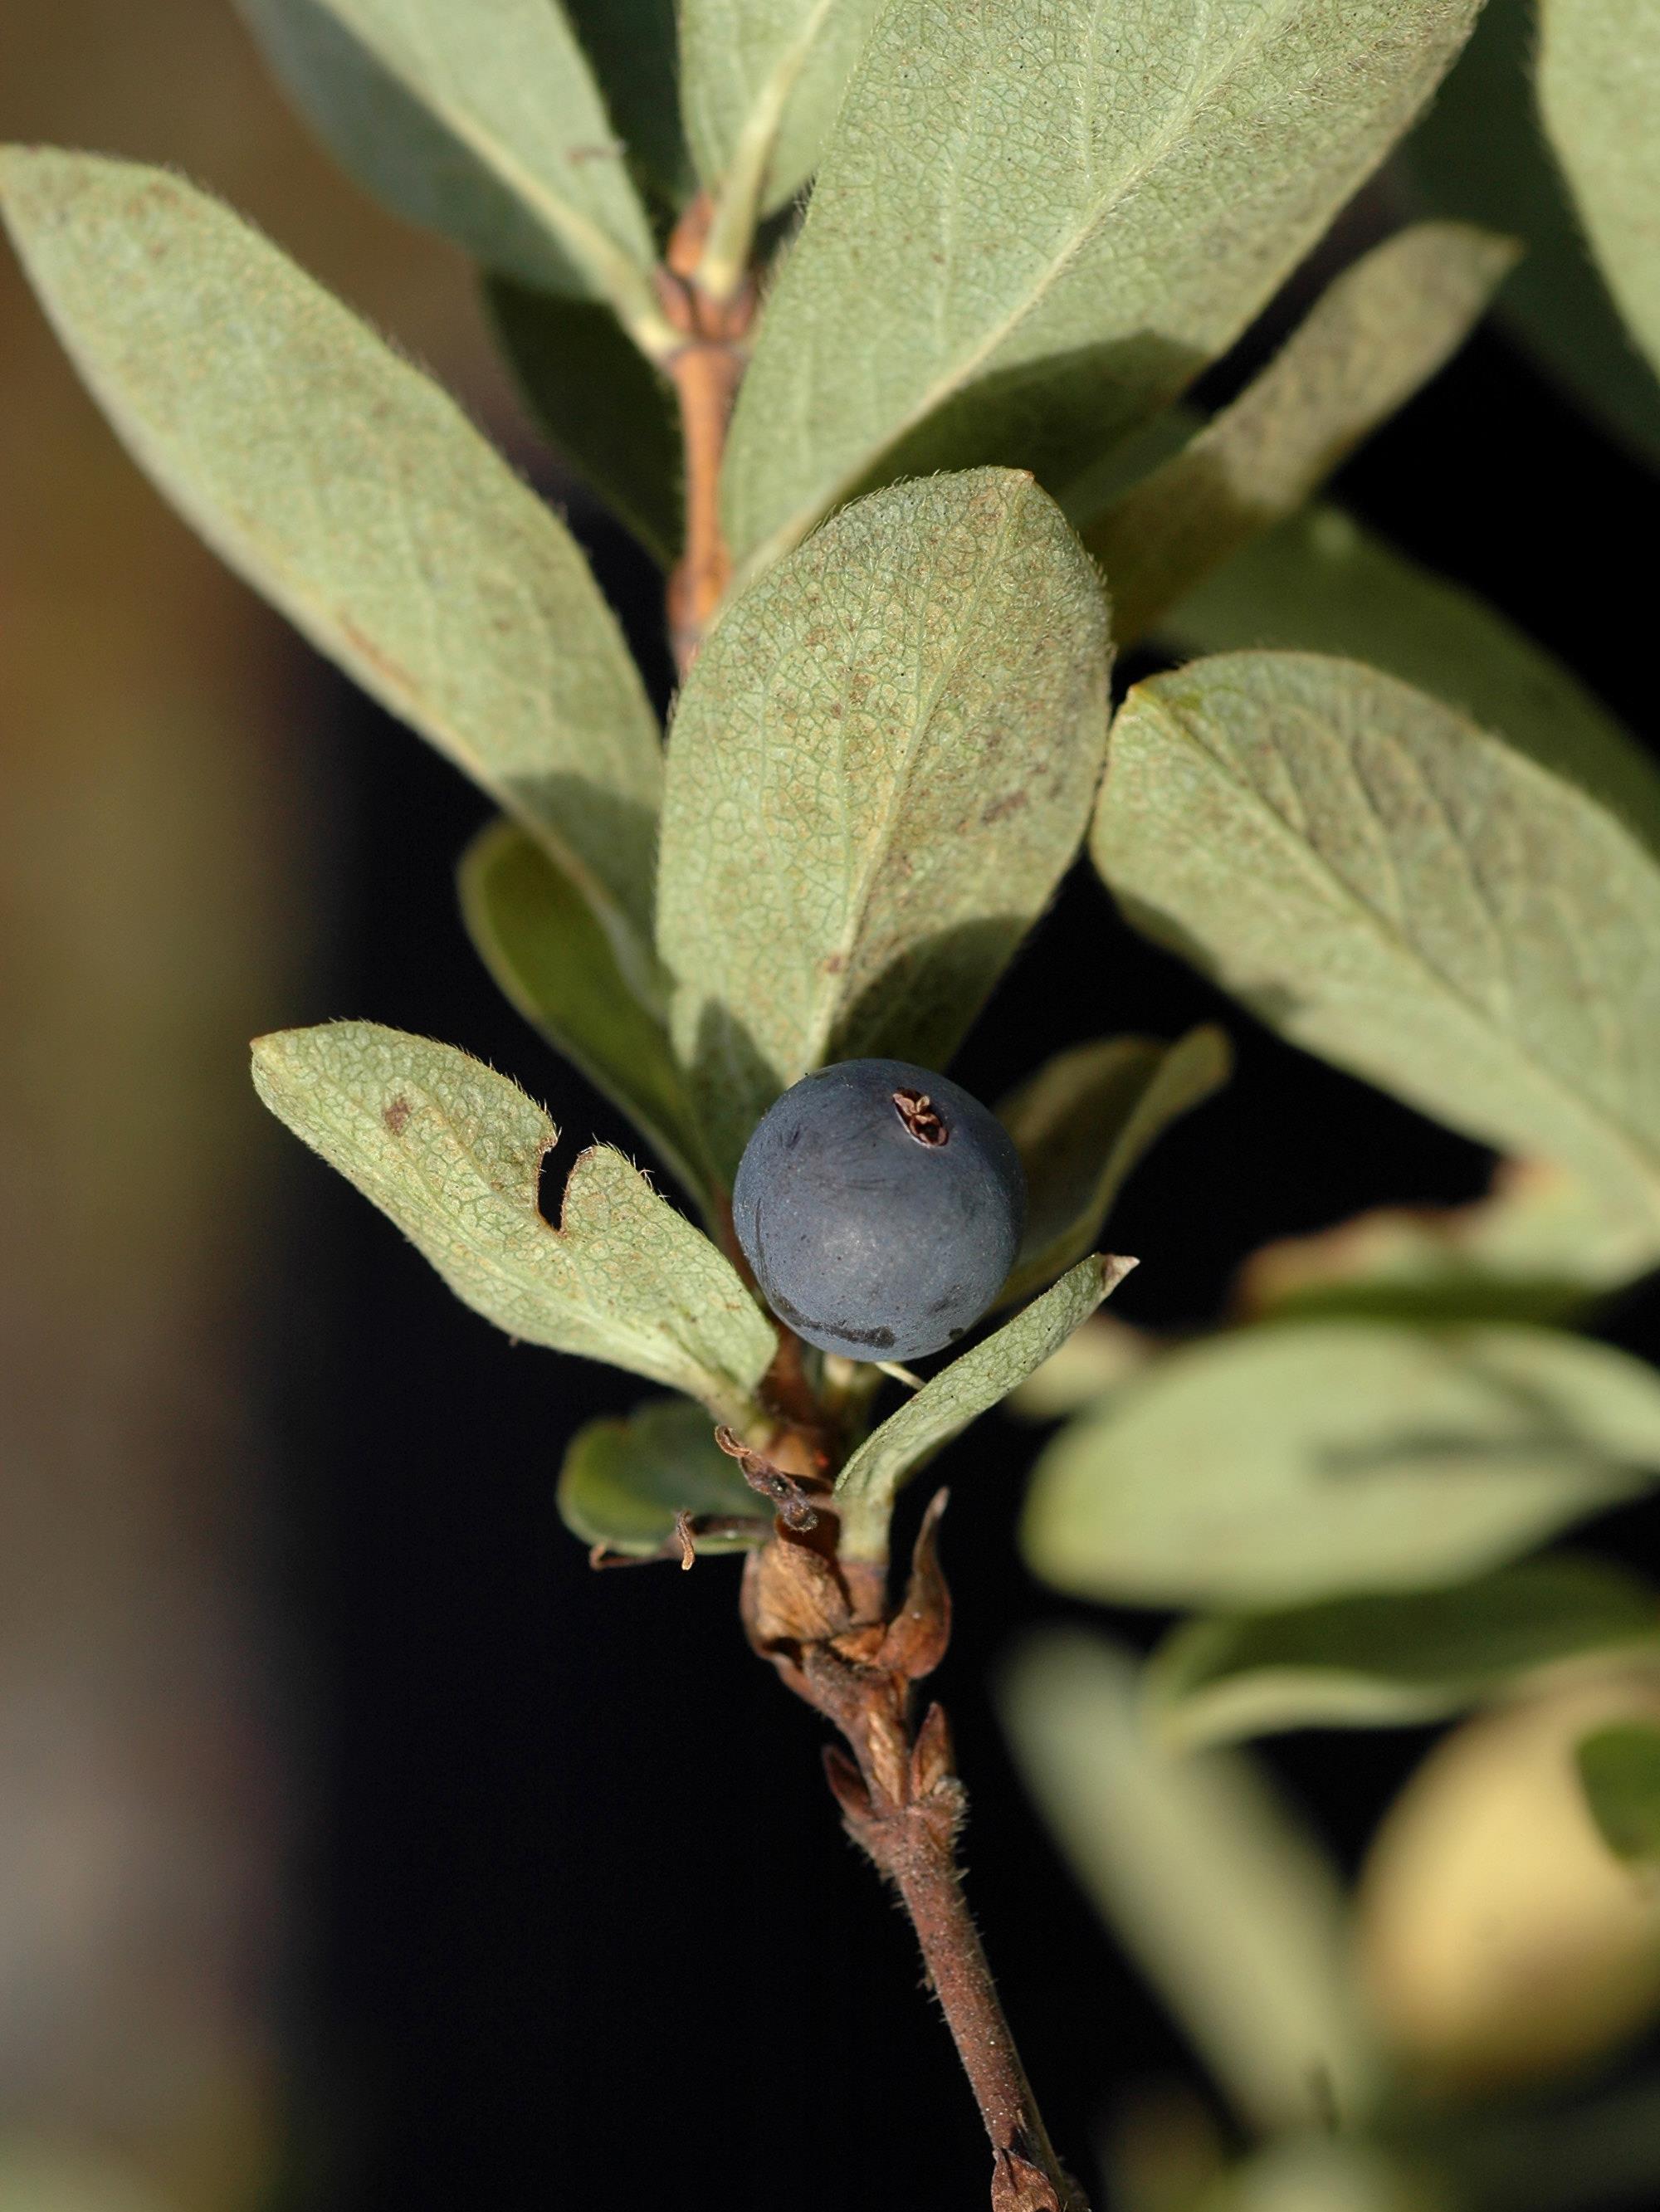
{"left": 1539, "top": 0, "right": 1660, "bottom": 388}
{"left": 0, "top": 150, "right": 664, "bottom": 954}
{"left": 1236, "top": 1159, "right": 1660, "bottom": 1327}
{"left": 1158, "top": 507, "right": 1660, "bottom": 871}
{"left": 557, "top": 1398, "right": 764, "bottom": 1555}
{"left": 485, "top": 277, "right": 681, "bottom": 567}
{"left": 1083, "top": 222, "right": 1516, "bottom": 647}
{"left": 1577, "top": 1722, "right": 1660, "bottom": 1865}
{"left": 457, "top": 820, "right": 713, "bottom": 1211}
{"left": 251, "top": 1022, "right": 773, "bottom": 1421}
{"left": 657, "top": 469, "right": 1111, "bottom": 1178}
{"left": 1095, "top": 652, "right": 1660, "bottom": 1227}
{"left": 1024, "top": 1320, "right": 1660, "bottom": 1609}
{"left": 1152, "top": 1557, "right": 1660, "bottom": 1748}
{"left": 681, "top": 0, "right": 882, "bottom": 273}
{"left": 235, "top": 0, "right": 671, "bottom": 346}
{"left": 720, "top": 0, "right": 1481, "bottom": 574}
{"left": 998, "top": 1027, "right": 1229, "bottom": 1306}
{"left": 998, "top": 1633, "right": 1379, "bottom": 2133}
{"left": 835, "top": 1256, "right": 1135, "bottom": 1559}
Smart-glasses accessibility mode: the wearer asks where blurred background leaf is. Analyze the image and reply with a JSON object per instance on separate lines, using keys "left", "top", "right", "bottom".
{"left": 998, "top": 1632, "right": 1380, "bottom": 2135}
{"left": 1024, "top": 1321, "right": 1660, "bottom": 1609}
{"left": 1150, "top": 1555, "right": 1660, "bottom": 1746}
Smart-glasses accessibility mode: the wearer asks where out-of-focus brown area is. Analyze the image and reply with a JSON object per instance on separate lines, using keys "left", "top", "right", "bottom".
{"left": 0, "top": 9, "right": 507, "bottom": 2204}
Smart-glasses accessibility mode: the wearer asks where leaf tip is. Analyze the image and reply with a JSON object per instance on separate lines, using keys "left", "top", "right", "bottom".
{"left": 1101, "top": 1253, "right": 1140, "bottom": 1296}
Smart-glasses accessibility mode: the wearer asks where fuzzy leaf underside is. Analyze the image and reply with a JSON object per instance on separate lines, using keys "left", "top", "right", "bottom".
{"left": 998, "top": 1026, "right": 1229, "bottom": 1306}
{"left": 0, "top": 149, "right": 664, "bottom": 953}
{"left": 835, "top": 1255, "right": 1135, "bottom": 1557}
{"left": 1095, "top": 652, "right": 1660, "bottom": 1227}
{"left": 1085, "top": 221, "right": 1517, "bottom": 646}
{"left": 1152, "top": 1556, "right": 1660, "bottom": 1747}
{"left": 1539, "top": 0, "right": 1660, "bottom": 387}
{"left": 657, "top": 468, "right": 1111, "bottom": 1179}
{"left": 681, "top": 0, "right": 883, "bottom": 214}
{"left": 998, "top": 1633, "right": 1379, "bottom": 2134}
{"left": 457, "top": 821, "right": 713, "bottom": 1213}
{"left": 251, "top": 1022, "right": 771, "bottom": 1420}
{"left": 558, "top": 1398, "right": 763, "bottom": 1555}
{"left": 236, "top": 0, "right": 660, "bottom": 317}
{"left": 1024, "top": 1319, "right": 1660, "bottom": 1609}
{"left": 721, "top": 0, "right": 1482, "bottom": 571}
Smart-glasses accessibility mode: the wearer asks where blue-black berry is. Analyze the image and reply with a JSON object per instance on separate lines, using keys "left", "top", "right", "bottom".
{"left": 732, "top": 1057, "right": 1027, "bottom": 1363}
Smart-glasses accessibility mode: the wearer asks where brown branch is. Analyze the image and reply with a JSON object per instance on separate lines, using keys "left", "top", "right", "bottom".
{"left": 658, "top": 193, "right": 754, "bottom": 675}
{"left": 742, "top": 1496, "right": 1091, "bottom": 2212}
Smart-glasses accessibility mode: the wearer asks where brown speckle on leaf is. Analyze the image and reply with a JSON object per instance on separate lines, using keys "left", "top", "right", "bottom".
{"left": 383, "top": 1096, "right": 412, "bottom": 1136}
{"left": 982, "top": 789, "right": 1028, "bottom": 825}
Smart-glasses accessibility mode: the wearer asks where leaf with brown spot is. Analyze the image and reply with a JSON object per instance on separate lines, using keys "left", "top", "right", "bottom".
{"left": 251, "top": 1021, "right": 773, "bottom": 1420}
{"left": 657, "top": 470, "right": 1111, "bottom": 1176}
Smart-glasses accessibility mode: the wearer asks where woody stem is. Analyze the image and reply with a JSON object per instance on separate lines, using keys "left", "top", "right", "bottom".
{"left": 847, "top": 1763, "right": 1091, "bottom": 2212}
{"left": 658, "top": 193, "right": 752, "bottom": 675}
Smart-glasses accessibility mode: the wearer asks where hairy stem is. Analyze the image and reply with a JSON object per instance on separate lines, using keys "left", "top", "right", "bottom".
{"left": 857, "top": 1780, "right": 1090, "bottom": 2212}
{"left": 658, "top": 193, "right": 753, "bottom": 674}
{"left": 743, "top": 1502, "right": 1090, "bottom": 2212}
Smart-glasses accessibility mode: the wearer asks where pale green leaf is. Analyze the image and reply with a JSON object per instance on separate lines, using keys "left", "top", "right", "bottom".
{"left": 484, "top": 277, "right": 681, "bottom": 567}
{"left": 1084, "top": 222, "right": 1516, "bottom": 647}
{"left": 1407, "top": 0, "right": 1660, "bottom": 471}
{"left": 0, "top": 150, "right": 663, "bottom": 953}
{"left": 251, "top": 1022, "right": 773, "bottom": 1421}
{"left": 998, "top": 1632, "right": 1379, "bottom": 2133}
{"left": 720, "top": 0, "right": 1480, "bottom": 574}
{"left": 681, "top": 0, "right": 881, "bottom": 266}
{"left": 235, "top": 0, "right": 671, "bottom": 344}
{"left": 657, "top": 469, "right": 1111, "bottom": 1178}
{"left": 457, "top": 820, "right": 715, "bottom": 1211}
{"left": 998, "top": 1026, "right": 1229, "bottom": 1306}
{"left": 557, "top": 1397, "right": 764, "bottom": 1555}
{"left": 1152, "top": 1557, "right": 1660, "bottom": 1748}
{"left": 1539, "top": 0, "right": 1660, "bottom": 387}
{"left": 1095, "top": 652, "right": 1660, "bottom": 1225}
{"left": 1236, "top": 1159, "right": 1660, "bottom": 1327}
{"left": 1577, "top": 1721, "right": 1660, "bottom": 1865}
{"left": 1158, "top": 508, "right": 1660, "bottom": 871}
{"left": 1199, "top": 2138, "right": 1443, "bottom": 2212}
{"left": 1024, "top": 1320, "right": 1660, "bottom": 1609}
{"left": 835, "top": 1256, "right": 1134, "bottom": 1558}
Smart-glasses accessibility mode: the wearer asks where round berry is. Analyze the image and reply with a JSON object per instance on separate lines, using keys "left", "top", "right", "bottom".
{"left": 732, "top": 1057, "right": 1027, "bottom": 1363}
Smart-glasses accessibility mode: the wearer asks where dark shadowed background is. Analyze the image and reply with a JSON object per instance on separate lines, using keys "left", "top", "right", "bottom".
{"left": 4, "top": 7, "right": 1660, "bottom": 2210}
